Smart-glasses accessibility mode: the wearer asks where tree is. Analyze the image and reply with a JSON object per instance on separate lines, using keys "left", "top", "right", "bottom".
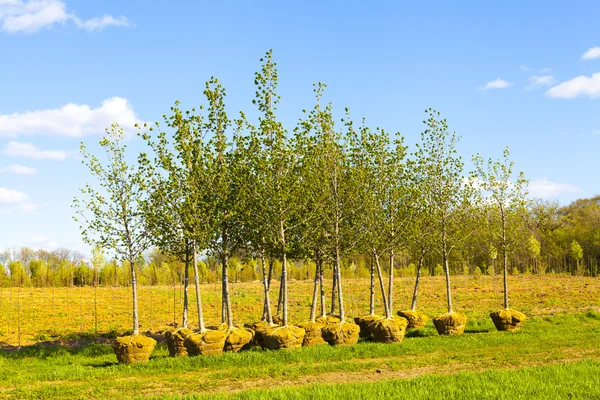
{"left": 473, "top": 147, "right": 529, "bottom": 310}
{"left": 74, "top": 124, "right": 156, "bottom": 362}
{"left": 416, "top": 109, "right": 477, "bottom": 334}
{"left": 139, "top": 98, "right": 212, "bottom": 335}
{"left": 570, "top": 240, "right": 584, "bottom": 275}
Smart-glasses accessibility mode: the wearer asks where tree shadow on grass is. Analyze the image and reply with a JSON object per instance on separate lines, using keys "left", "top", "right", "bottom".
{"left": 464, "top": 329, "right": 490, "bottom": 334}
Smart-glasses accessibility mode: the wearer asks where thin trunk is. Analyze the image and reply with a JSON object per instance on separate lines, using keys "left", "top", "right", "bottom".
{"left": 374, "top": 252, "right": 390, "bottom": 318}
{"left": 387, "top": 252, "right": 394, "bottom": 315}
{"left": 369, "top": 257, "right": 375, "bottom": 315}
{"left": 309, "top": 250, "right": 320, "bottom": 322}
{"left": 222, "top": 251, "right": 233, "bottom": 329}
{"left": 17, "top": 280, "right": 21, "bottom": 348}
{"left": 182, "top": 247, "right": 190, "bottom": 329}
{"left": 501, "top": 209, "right": 509, "bottom": 310}
{"left": 334, "top": 245, "right": 345, "bottom": 323}
{"left": 260, "top": 250, "right": 273, "bottom": 325}
{"left": 130, "top": 258, "right": 140, "bottom": 335}
{"left": 410, "top": 252, "right": 425, "bottom": 311}
{"left": 276, "top": 273, "right": 284, "bottom": 317}
{"left": 280, "top": 219, "right": 289, "bottom": 327}
{"left": 443, "top": 249, "right": 453, "bottom": 314}
{"left": 319, "top": 259, "right": 326, "bottom": 319}
{"left": 330, "top": 268, "right": 337, "bottom": 315}
{"left": 192, "top": 242, "right": 205, "bottom": 332}
{"left": 172, "top": 275, "right": 176, "bottom": 327}
{"left": 267, "top": 258, "right": 274, "bottom": 290}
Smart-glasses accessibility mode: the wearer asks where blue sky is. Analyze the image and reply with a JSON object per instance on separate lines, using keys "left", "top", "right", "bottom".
{"left": 1, "top": 0, "right": 599, "bottom": 254}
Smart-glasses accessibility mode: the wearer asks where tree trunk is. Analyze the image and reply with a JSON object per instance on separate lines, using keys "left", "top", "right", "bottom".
{"left": 334, "top": 245, "right": 345, "bottom": 323}
{"left": 443, "top": 249, "right": 453, "bottom": 314}
{"left": 374, "top": 252, "right": 390, "bottom": 318}
{"left": 501, "top": 210, "right": 509, "bottom": 310}
{"left": 410, "top": 252, "right": 424, "bottom": 311}
{"left": 222, "top": 251, "right": 233, "bottom": 329}
{"left": 130, "top": 258, "right": 140, "bottom": 335}
{"left": 369, "top": 257, "right": 375, "bottom": 315}
{"left": 319, "top": 258, "right": 326, "bottom": 318}
{"left": 276, "top": 272, "right": 284, "bottom": 317}
{"left": 309, "top": 250, "right": 320, "bottom": 322}
{"left": 182, "top": 248, "right": 190, "bottom": 329}
{"left": 387, "top": 252, "right": 394, "bottom": 315}
{"left": 280, "top": 219, "right": 289, "bottom": 327}
{"left": 192, "top": 242, "right": 205, "bottom": 332}
{"left": 261, "top": 251, "right": 273, "bottom": 325}
{"left": 330, "top": 267, "right": 337, "bottom": 315}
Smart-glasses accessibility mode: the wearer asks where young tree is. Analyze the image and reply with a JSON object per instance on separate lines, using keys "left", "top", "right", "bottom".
{"left": 297, "top": 88, "right": 361, "bottom": 345}
{"left": 473, "top": 146, "right": 529, "bottom": 331}
{"left": 248, "top": 51, "right": 306, "bottom": 349}
{"left": 74, "top": 124, "right": 156, "bottom": 363}
{"left": 138, "top": 99, "right": 215, "bottom": 355}
{"left": 398, "top": 167, "right": 435, "bottom": 329}
{"left": 416, "top": 109, "right": 477, "bottom": 335}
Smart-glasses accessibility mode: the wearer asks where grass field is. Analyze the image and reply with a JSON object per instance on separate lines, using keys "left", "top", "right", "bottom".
{"left": 1, "top": 275, "right": 598, "bottom": 346}
{"left": 1, "top": 275, "right": 599, "bottom": 399}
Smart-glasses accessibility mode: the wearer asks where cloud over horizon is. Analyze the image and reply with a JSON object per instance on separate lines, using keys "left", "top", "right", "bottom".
{"left": 546, "top": 71, "right": 600, "bottom": 98}
{"left": 480, "top": 78, "right": 512, "bottom": 90}
{"left": 528, "top": 179, "right": 581, "bottom": 199}
{"left": 0, "top": 0, "right": 131, "bottom": 34}
{"left": 0, "top": 97, "right": 144, "bottom": 138}
{"left": 581, "top": 47, "right": 600, "bottom": 61}
{"left": 3, "top": 141, "right": 68, "bottom": 160}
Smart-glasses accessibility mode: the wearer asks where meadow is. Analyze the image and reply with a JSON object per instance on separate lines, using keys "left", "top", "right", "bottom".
{"left": 1, "top": 275, "right": 599, "bottom": 399}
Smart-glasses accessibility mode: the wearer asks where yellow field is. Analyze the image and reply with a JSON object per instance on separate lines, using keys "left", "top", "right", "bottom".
{"left": 0, "top": 274, "right": 598, "bottom": 346}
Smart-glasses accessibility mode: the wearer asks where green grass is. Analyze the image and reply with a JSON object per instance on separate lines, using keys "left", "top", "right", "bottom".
{"left": 1, "top": 311, "right": 600, "bottom": 399}
{"left": 195, "top": 360, "right": 600, "bottom": 400}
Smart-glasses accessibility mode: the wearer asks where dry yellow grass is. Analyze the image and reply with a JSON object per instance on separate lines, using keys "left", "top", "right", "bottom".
{"left": 0, "top": 274, "right": 598, "bottom": 346}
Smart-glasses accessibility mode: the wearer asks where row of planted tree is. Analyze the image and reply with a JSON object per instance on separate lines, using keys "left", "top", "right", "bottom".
{"left": 75, "top": 51, "right": 529, "bottom": 363}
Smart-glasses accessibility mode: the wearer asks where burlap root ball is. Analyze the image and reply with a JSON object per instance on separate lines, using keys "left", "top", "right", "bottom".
{"left": 354, "top": 315, "right": 381, "bottom": 339}
{"left": 224, "top": 327, "right": 255, "bottom": 352}
{"left": 263, "top": 325, "right": 306, "bottom": 350}
{"left": 245, "top": 321, "right": 277, "bottom": 349}
{"left": 165, "top": 327, "right": 193, "bottom": 357}
{"left": 296, "top": 321, "right": 327, "bottom": 346}
{"left": 432, "top": 312, "right": 467, "bottom": 336}
{"left": 489, "top": 309, "right": 526, "bottom": 332}
{"left": 315, "top": 315, "right": 341, "bottom": 324}
{"left": 321, "top": 322, "right": 360, "bottom": 346}
{"left": 184, "top": 329, "right": 227, "bottom": 356}
{"left": 397, "top": 310, "right": 429, "bottom": 330}
{"left": 112, "top": 334, "right": 157, "bottom": 364}
{"left": 369, "top": 317, "right": 409, "bottom": 343}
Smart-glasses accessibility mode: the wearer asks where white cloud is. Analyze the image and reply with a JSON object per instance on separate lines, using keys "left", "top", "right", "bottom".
{"left": 546, "top": 71, "right": 600, "bottom": 99}
{"left": 526, "top": 75, "right": 556, "bottom": 90}
{"left": 0, "top": 164, "right": 38, "bottom": 174}
{"left": 0, "top": 0, "right": 131, "bottom": 34}
{"left": 520, "top": 65, "right": 531, "bottom": 72}
{"left": 581, "top": 47, "right": 600, "bottom": 61}
{"left": 528, "top": 180, "right": 581, "bottom": 199}
{"left": 539, "top": 68, "right": 552, "bottom": 73}
{"left": 73, "top": 14, "right": 130, "bottom": 32}
{"left": 3, "top": 141, "right": 67, "bottom": 160}
{"left": 0, "top": 187, "right": 28, "bottom": 204}
{"left": 0, "top": 97, "right": 144, "bottom": 138}
{"left": 479, "top": 78, "right": 512, "bottom": 90}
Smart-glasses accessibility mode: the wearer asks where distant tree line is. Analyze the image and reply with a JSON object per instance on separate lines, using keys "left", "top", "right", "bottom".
{"left": 1, "top": 194, "right": 598, "bottom": 289}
